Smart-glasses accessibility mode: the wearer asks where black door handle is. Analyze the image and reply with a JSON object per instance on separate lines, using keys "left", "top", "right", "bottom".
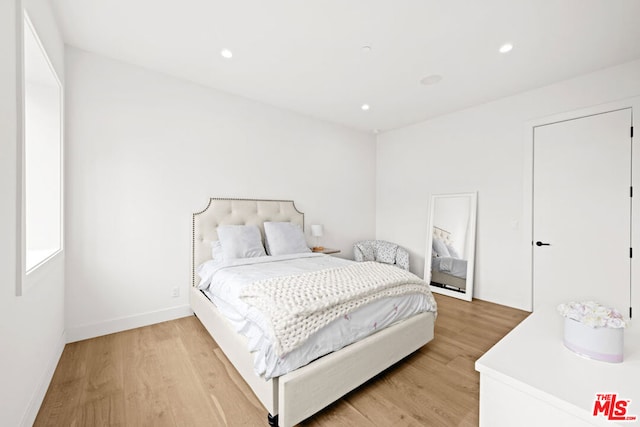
{"left": 535, "top": 241, "right": 551, "bottom": 246}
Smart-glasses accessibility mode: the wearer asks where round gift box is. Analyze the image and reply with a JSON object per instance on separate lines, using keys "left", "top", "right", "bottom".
{"left": 563, "top": 317, "right": 624, "bottom": 363}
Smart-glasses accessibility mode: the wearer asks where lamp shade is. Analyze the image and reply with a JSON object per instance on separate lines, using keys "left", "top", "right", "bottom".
{"left": 311, "top": 224, "right": 324, "bottom": 237}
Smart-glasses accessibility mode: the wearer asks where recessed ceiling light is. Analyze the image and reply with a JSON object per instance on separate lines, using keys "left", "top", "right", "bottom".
{"left": 361, "top": 104, "right": 370, "bottom": 111}
{"left": 499, "top": 43, "right": 513, "bottom": 54}
{"left": 220, "top": 48, "right": 233, "bottom": 59}
{"left": 420, "top": 74, "right": 443, "bottom": 85}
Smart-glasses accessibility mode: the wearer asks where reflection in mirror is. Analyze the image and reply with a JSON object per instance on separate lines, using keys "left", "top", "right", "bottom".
{"left": 424, "top": 192, "right": 477, "bottom": 301}
{"left": 24, "top": 12, "right": 62, "bottom": 273}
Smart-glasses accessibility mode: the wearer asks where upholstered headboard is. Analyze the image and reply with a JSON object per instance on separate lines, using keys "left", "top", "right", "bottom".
{"left": 432, "top": 226, "right": 452, "bottom": 245}
{"left": 192, "top": 198, "right": 305, "bottom": 286}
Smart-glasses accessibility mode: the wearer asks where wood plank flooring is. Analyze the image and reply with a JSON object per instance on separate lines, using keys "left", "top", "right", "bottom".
{"left": 35, "top": 294, "right": 529, "bottom": 426}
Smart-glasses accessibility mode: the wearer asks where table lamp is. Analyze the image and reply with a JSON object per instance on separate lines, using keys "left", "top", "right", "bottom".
{"left": 311, "top": 224, "right": 324, "bottom": 251}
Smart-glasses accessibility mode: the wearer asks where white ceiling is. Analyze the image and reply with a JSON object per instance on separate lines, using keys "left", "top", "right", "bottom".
{"left": 51, "top": 0, "right": 640, "bottom": 133}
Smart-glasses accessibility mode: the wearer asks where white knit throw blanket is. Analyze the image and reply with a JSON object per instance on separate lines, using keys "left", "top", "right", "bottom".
{"left": 239, "top": 261, "right": 434, "bottom": 357}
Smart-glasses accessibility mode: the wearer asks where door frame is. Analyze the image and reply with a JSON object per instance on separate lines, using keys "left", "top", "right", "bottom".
{"left": 523, "top": 96, "right": 639, "bottom": 313}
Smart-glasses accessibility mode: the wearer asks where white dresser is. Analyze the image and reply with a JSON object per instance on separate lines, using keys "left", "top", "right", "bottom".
{"left": 475, "top": 306, "right": 639, "bottom": 427}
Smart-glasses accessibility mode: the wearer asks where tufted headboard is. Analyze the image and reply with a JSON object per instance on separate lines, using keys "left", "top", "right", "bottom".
{"left": 432, "top": 226, "right": 452, "bottom": 246}
{"left": 192, "top": 198, "right": 305, "bottom": 286}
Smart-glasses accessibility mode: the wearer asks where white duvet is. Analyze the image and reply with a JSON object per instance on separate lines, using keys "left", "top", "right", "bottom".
{"left": 197, "top": 253, "right": 435, "bottom": 379}
{"left": 432, "top": 256, "right": 467, "bottom": 279}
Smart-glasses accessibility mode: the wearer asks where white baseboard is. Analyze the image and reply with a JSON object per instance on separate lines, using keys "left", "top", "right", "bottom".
{"left": 66, "top": 304, "right": 193, "bottom": 343}
{"left": 21, "top": 330, "right": 66, "bottom": 427}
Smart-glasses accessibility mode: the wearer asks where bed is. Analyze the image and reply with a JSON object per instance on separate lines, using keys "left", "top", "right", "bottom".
{"left": 430, "top": 227, "right": 467, "bottom": 291}
{"left": 191, "top": 198, "right": 436, "bottom": 426}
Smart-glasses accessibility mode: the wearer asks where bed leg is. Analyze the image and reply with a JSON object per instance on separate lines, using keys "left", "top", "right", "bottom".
{"left": 267, "top": 413, "right": 279, "bottom": 427}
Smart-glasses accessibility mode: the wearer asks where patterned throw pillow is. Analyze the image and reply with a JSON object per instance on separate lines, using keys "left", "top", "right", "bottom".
{"left": 375, "top": 241, "right": 397, "bottom": 264}
{"left": 358, "top": 242, "right": 375, "bottom": 261}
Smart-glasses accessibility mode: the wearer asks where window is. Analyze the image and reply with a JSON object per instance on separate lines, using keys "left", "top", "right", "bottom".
{"left": 20, "top": 12, "right": 63, "bottom": 287}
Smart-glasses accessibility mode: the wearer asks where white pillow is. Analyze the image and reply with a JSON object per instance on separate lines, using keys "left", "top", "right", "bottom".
{"left": 217, "top": 225, "right": 266, "bottom": 260}
{"left": 432, "top": 238, "right": 451, "bottom": 258}
{"left": 264, "top": 222, "right": 311, "bottom": 256}
{"left": 446, "top": 244, "right": 461, "bottom": 259}
{"left": 211, "top": 240, "right": 224, "bottom": 260}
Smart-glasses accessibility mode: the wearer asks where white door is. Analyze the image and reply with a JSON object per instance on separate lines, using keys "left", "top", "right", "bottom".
{"left": 533, "top": 108, "right": 632, "bottom": 316}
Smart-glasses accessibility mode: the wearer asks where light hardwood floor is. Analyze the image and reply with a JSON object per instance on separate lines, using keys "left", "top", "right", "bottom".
{"left": 35, "top": 294, "right": 529, "bottom": 426}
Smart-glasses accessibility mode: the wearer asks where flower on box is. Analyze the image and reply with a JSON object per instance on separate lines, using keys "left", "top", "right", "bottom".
{"left": 557, "top": 301, "right": 626, "bottom": 329}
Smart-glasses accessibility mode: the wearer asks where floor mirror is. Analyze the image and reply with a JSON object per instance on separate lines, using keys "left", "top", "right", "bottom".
{"left": 424, "top": 192, "right": 477, "bottom": 301}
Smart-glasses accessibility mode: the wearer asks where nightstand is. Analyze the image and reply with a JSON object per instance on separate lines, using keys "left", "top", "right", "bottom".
{"left": 312, "top": 248, "right": 341, "bottom": 255}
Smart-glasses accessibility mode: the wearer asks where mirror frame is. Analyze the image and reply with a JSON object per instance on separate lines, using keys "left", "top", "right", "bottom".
{"left": 424, "top": 192, "right": 477, "bottom": 301}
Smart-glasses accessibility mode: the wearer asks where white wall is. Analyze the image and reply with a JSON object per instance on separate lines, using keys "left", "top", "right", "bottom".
{"left": 376, "top": 59, "right": 640, "bottom": 310}
{"left": 0, "top": 0, "right": 66, "bottom": 426}
{"left": 64, "top": 47, "right": 376, "bottom": 341}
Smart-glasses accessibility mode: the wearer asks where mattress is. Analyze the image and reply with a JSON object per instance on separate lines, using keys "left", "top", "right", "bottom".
{"left": 197, "top": 253, "right": 436, "bottom": 379}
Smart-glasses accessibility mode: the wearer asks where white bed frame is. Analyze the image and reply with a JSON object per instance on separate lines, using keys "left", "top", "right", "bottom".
{"left": 191, "top": 198, "right": 435, "bottom": 427}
